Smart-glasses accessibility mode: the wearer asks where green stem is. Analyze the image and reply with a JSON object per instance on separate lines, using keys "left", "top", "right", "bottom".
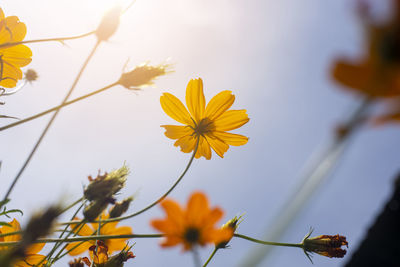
{"left": 1, "top": 40, "right": 101, "bottom": 203}
{"left": 0, "top": 31, "right": 95, "bottom": 49}
{"left": 234, "top": 233, "right": 302, "bottom": 248}
{"left": 0, "top": 231, "right": 22, "bottom": 238}
{"left": 61, "top": 138, "right": 200, "bottom": 225}
{"left": 0, "top": 83, "right": 118, "bottom": 132}
{"left": 202, "top": 248, "right": 218, "bottom": 267}
{"left": 0, "top": 234, "right": 162, "bottom": 246}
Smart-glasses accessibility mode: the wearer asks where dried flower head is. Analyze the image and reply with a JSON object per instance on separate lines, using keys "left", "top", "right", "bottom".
{"left": 24, "top": 69, "right": 38, "bottom": 83}
{"left": 96, "top": 6, "right": 122, "bottom": 41}
{"left": 302, "top": 232, "right": 348, "bottom": 261}
{"left": 118, "top": 62, "right": 172, "bottom": 90}
{"left": 84, "top": 166, "right": 128, "bottom": 202}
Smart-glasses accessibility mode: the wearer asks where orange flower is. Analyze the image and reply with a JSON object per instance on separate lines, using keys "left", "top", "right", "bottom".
{"left": 0, "top": 219, "right": 46, "bottom": 267}
{"left": 66, "top": 213, "right": 132, "bottom": 256}
{"left": 151, "top": 192, "right": 232, "bottom": 251}
{"left": 332, "top": 0, "right": 400, "bottom": 98}
{"left": 0, "top": 8, "right": 32, "bottom": 88}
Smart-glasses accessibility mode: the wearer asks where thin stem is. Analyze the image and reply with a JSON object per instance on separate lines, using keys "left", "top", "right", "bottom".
{"left": 0, "top": 82, "right": 118, "bottom": 132}
{"left": 0, "top": 230, "right": 22, "bottom": 238}
{"left": 0, "top": 234, "right": 162, "bottom": 246}
{"left": 41, "top": 200, "right": 86, "bottom": 266}
{"left": 0, "top": 31, "right": 95, "bottom": 49}
{"left": 1, "top": 40, "right": 101, "bottom": 203}
{"left": 203, "top": 248, "right": 218, "bottom": 267}
{"left": 61, "top": 138, "right": 200, "bottom": 225}
{"left": 239, "top": 98, "right": 372, "bottom": 266}
{"left": 234, "top": 233, "right": 302, "bottom": 248}
{"left": 192, "top": 246, "right": 201, "bottom": 267}
{"left": 60, "top": 197, "right": 84, "bottom": 215}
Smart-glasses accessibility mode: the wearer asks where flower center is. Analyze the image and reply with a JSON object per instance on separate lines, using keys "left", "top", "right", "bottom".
{"left": 184, "top": 227, "right": 200, "bottom": 244}
{"left": 194, "top": 118, "right": 215, "bottom": 136}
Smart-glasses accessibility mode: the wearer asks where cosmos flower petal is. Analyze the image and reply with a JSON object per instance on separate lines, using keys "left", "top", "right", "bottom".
{"left": 186, "top": 192, "right": 209, "bottom": 225}
{"left": 186, "top": 78, "right": 205, "bottom": 123}
{"left": 205, "top": 134, "right": 229, "bottom": 158}
{"left": 1, "top": 44, "right": 32, "bottom": 67}
{"left": 332, "top": 60, "right": 371, "bottom": 94}
{"left": 214, "top": 110, "right": 249, "bottom": 131}
{"left": 4, "top": 16, "right": 27, "bottom": 42}
{"left": 160, "top": 93, "right": 193, "bottom": 125}
{"left": 161, "top": 125, "right": 193, "bottom": 140}
{"left": 195, "top": 136, "right": 211, "bottom": 160}
{"left": 15, "top": 254, "right": 46, "bottom": 267}
{"left": 205, "top": 90, "right": 235, "bottom": 120}
{"left": 66, "top": 241, "right": 93, "bottom": 256}
{"left": 213, "top": 131, "right": 249, "bottom": 146}
{"left": 174, "top": 134, "right": 197, "bottom": 153}
{"left": 2, "top": 219, "right": 21, "bottom": 242}
{"left": 161, "top": 199, "right": 185, "bottom": 228}
{"left": 161, "top": 236, "right": 182, "bottom": 247}
{"left": 26, "top": 242, "right": 45, "bottom": 255}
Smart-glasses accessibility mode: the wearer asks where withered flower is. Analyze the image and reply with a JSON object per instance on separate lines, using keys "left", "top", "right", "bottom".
{"left": 302, "top": 233, "right": 348, "bottom": 260}
{"left": 24, "top": 69, "right": 38, "bottom": 83}
{"left": 118, "top": 63, "right": 172, "bottom": 90}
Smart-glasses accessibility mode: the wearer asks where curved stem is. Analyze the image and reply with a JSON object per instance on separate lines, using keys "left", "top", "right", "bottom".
{"left": 1, "top": 40, "right": 101, "bottom": 204}
{"left": 203, "top": 248, "right": 218, "bottom": 267}
{"left": 0, "top": 82, "right": 118, "bottom": 132}
{"left": 61, "top": 138, "right": 200, "bottom": 225}
{"left": 0, "top": 234, "right": 163, "bottom": 246}
{"left": 0, "top": 31, "right": 95, "bottom": 49}
{"left": 234, "top": 233, "right": 302, "bottom": 248}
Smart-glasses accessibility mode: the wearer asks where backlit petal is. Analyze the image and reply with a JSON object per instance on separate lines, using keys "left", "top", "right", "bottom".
{"left": 161, "top": 125, "right": 193, "bottom": 140}
{"left": 214, "top": 110, "right": 249, "bottom": 131}
{"left": 26, "top": 243, "right": 45, "bottom": 255}
{"left": 186, "top": 192, "right": 209, "bottom": 226}
{"left": 205, "top": 134, "right": 229, "bottom": 158}
{"left": 195, "top": 136, "right": 211, "bottom": 159}
{"left": 66, "top": 241, "right": 93, "bottom": 256}
{"left": 174, "top": 134, "right": 197, "bottom": 153}
{"left": 213, "top": 131, "right": 249, "bottom": 146}
{"left": 15, "top": 254, "right": 46, "bottom": 267}
{"left": 160, "top": 93, "right": 193, "bottom": 125}
{"left": 185, "top": 78, "right": 205, "bottom": 123}
{"left": 205, "top": 91, "right": 235, "bottom": 120}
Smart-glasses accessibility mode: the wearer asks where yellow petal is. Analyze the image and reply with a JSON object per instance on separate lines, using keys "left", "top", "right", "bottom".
{"left": 26, "top": 242, "right": 45, "bottom": 255}
{"left": 160, "top": 93, "right": 193, "bottom": 125}
{"left": 214, "top": 110, "right": 249, "bottom": 131}
{"left": 174, "top": 134, "right": 197, "bottom": 153}
{"left": 2, "top": 219, "right": 21, "bottom": 242}
{"left": 161, "top": 125, "right": 193, "bottom": 140}
{"left": 185, "top": 78, "right": 205, "bottom": 123}
{"left": 1, "top": 44, "right": 32, "bottom": 67}
{"left": 70, "top": 220, "right": 93, "bottom": 236}
{"left": 4, "top": 16, "right": 27, "bottom": 42}
{"left": 66, "top": 241, "right": 93, "bottom": 256}
{"left": 205, "top": 91, "right": 235, "bottom": 120}
{"left": 160, "top": 199, "right": 185, "bottom": 229}
{"left": 195, "top": 136, "right": 211, "bottom": 160}
{"left": 213, "top": 131, "right": 248, "bottom": 146}
{"left": 205, "top": 134, "right": 229, "bottom": 158}
{"left": 15, "top": 254, "right": 46, "bottom": 267}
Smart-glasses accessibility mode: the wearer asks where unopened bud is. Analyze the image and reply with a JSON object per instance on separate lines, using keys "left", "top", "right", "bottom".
{"left": 302, "top": 234, "right": 348, "bottom": 259}
{"left": 103, "top": 250, "right": 135, "bottom": 267}
{"left": 215, "top": 215, "right": 243, "bottom": 249}
{"left": 83, "top": 199, "right": 109, "bottom": 222}
{"left": 109, "top": 197, "right": 134, "bottom": 218}
{"left": 24, "top": 69, "right": 38, "bottom": 83}
{"left": 96, "top": 6, "right": 122, "bottom": 41}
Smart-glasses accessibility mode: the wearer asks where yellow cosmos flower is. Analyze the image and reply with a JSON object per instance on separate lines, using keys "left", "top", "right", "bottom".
{"left": 160, "top": 78, "right": 249, "bottom": 159}
{"left": 0, "top": 8, "right": 32, "bottom": 88}
{"left": 151, "top": 191, "right": 232, "bottom": 251}
{"left": 66, "top": 213, "right": 132, "bottom": 256}
{"left": 0, "top": 219, "right": 46, "bottom": 267}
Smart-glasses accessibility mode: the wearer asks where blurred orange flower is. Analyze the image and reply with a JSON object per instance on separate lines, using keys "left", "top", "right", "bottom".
{"left": 0, "top": 8, "right": 32, "bottom": 88}
{"left": 332, "top": 0, "right": 400, "bottom": 98}
{"left": 0, "top": 219, "right": 46, "bottom": 267}
{"left": 151, "top": 191, "right": 232, "bottom": 251}
{"left": 66, "top": 213, "right": 132, "bottom": 256}
{"left": 160, "top": 78, "right": 249, "bottom": 159}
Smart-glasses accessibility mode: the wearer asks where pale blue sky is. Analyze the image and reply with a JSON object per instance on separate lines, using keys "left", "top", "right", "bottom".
{"left": 1, "top": 0, "right": 399, "bottom": 266}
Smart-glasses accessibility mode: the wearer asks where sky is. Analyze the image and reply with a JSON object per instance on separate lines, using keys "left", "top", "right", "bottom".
{"left": 1, "top": 0, "right": 399, "bottom": 266}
